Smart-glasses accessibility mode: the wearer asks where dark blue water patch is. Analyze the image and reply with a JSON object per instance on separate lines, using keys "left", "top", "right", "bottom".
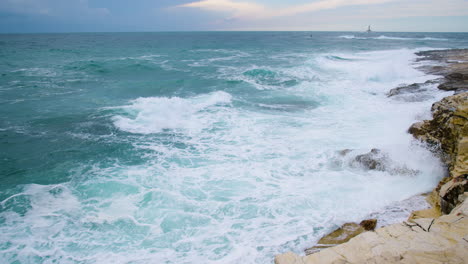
{"left": 62, "top": 58, "right": 170, "bottom": 77}
{"left": 0, "top": 112, "right": 154, "bottom": 189}
{"left": 325, "top": 55, "right": 354, "bottom": 61}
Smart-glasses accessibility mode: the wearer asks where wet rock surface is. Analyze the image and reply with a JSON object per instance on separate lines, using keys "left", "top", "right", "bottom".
{"left": 387, "top": 79, "right": 443, "bottom": 102}
{"left": 337, "top": 148, "right": 419, "bottom": 176}
{"left": 416, "top": 49, "right": 468, "bottom": 94}
{"left": 438, "top": 81, "right": 468, "bottom": 93}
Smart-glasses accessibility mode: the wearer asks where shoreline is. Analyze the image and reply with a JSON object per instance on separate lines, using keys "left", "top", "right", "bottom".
{"left": 275, "top": 49, "right": 468, "bottom": 263}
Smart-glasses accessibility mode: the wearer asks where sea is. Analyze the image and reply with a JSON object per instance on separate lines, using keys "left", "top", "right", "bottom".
{"left": 1, "top": 31, "right": 468, "bottom": 264}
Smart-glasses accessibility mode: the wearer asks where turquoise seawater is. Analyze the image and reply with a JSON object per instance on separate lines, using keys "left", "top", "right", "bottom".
{"left": 1, "top": 32, "right": 468, "bottom": 263}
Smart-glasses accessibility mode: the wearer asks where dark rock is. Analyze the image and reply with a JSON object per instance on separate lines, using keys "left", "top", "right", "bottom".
{"left": 350, "top": 149, "right": 419, "bottom": 176}
{"left": 387, "top": 83, "right": 425, "bottom": 97}
{"left": 440, "top": 175, "right": 468, "bottom": 214}
{"left": 425, "top": 78, "right": 445, "bottom": 84}
{"left": 359, "top": 219, "right": 377, "bottom": 231}
{"left": 352, "top": 148, "right": 386, "bottom": 171}
{"left": 338, "top": 149, "right": 353, "bottom": 156}
{"left": 438, "top": 81, "right": 468, "bottom": 92}
{"left": 446, "top": 72, "right": 468, "bottom": 81}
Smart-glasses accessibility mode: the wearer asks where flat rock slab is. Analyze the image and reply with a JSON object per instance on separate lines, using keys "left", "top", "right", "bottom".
{"left": 275, "top": 194, "right": 468, "bottom": 264}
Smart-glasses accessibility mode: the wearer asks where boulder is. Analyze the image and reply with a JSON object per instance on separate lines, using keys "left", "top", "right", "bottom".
{"left": 348, "top": 149, "right": 419, "bottom": 176}
{"left": 352, "top": 148, "right": 386, "bottom": 171}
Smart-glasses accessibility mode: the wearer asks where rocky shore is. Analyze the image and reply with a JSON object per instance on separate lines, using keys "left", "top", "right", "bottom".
{"left": 275, "top": 49, "right": 468, "bottom": 264}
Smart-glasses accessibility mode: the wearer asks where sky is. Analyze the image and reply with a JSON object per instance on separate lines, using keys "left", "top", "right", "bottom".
{"left": 0, "top": 0, "right": 468, "bottom": 33}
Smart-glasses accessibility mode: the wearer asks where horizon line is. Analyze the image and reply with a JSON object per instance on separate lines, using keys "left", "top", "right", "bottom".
{"left": 1, "top": 30, "right": 468, "bottom": 34}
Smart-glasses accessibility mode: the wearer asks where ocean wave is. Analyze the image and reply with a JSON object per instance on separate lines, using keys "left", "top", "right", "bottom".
{"left": 112, "top": 91, "right": 233, "bottom": 134}
{"left": 338, "top": 35, "right": 448, "bottom": 41}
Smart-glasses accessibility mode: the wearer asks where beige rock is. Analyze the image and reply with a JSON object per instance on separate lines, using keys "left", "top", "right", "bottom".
{"left": 275, "top": 196, "right": 468, "bottom": 264}
{"left": 304, "top": 219, "right": 377, "bottom": 255}
{"left": 408, "top": 207, "right": 441, "bottom": 222}
{"left": 409, "top": 92, "right": 468, "bottom": 213}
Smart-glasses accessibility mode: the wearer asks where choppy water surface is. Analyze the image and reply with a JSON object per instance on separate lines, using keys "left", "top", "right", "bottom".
{"left": 1, "top": 32, "right": 468, "bottom": 263}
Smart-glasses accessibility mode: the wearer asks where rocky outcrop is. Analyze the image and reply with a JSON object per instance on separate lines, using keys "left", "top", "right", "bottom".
{"left": 416, "top": 50, "right": 468, "bottom": 94}
{"left": 437, "top": 71, "right": 468, "bottom": 93}
{"left": 409, "top": 92, "right": 468, "bottom": 213}
{"left": 387, "top": 83, "right": 426, "bottom": 97}
{"left": 416, "top": 49, "right": 468, "bottom": 76}
{"left": 386, "top": 79, "right": 444, "bottom": 102}
{"left": 304, "top": 219, "right": 377, "bottom": 255}
{"left": 340, "top": 149, "right": 419, "bottom": 176}
{"left": 275, "top": 193, "right": 468, "bottom": 264}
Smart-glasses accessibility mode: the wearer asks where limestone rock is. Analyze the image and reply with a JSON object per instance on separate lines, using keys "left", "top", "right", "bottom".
{"left": 408, "top": 208, "right": 441, "bottom": 222}
{"left": 275, "top": 196, "right": 468, "bottom": 264}
{"left": 409, "top": 92, "right": 468, "bottom": 213}
{"left": 439, "top": 174, "right": 468, "bottom": 213}
{"left": 304, "top": 219, "right": 377, "bottom": 255}
{"left": 304, "top": 223, "right": 365, "bottom": 255}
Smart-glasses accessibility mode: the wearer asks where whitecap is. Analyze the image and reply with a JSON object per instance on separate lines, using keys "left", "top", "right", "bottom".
{"left": 112, "top": 91, "right": 233, "bottom": 134}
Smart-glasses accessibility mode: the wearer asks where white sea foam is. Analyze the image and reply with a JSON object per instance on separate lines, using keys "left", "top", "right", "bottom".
{"left": 113, "top": 91, "right": 233, "bottom": 134}
{"left": 0, "top": 48, "right": 451, "bottom": 264}
{"left": 11, "top": 67, "right": 58, "bottom": 77}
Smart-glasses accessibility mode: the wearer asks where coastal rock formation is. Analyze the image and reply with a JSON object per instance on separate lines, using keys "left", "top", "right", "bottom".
{"left": 304, "top": 219, "right": 377, "bottom": 255}
{"left": 409, "top": 92, "right": 468, "bottom": 213}
{"left": 416, "top": 50, "right": 468, "bottom": 94}
{"left": 416, "top": 49, "right": 468, "bottom": 76}
{"left": 352, "top": 148, "right": 387, "bottom": 171}
{"left": 438, "top": 73, "right": 468, "bottom": 93}
{"left": 387, "top": 83, "right": 426, "bottom": 97}
{"left": 275, "top": 193, "right": 468, "bottom": 264}
{"left": 386, "top": 80, "right": 442, "bottom": 102}
{"left": 340, "top": 149, "right": 419, "bottom": 176}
